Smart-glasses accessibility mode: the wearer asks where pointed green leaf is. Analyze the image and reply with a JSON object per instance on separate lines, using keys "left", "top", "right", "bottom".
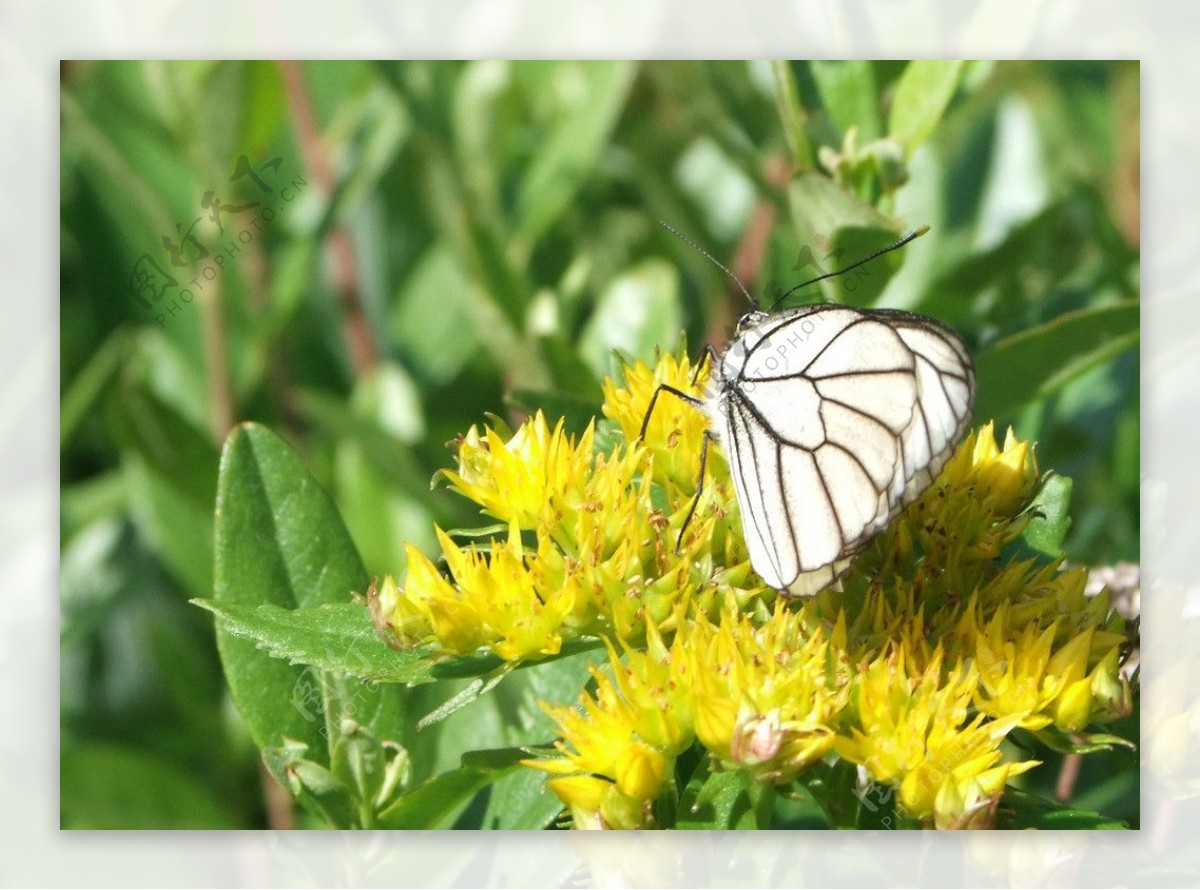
{"left": 997, "top": 788, "right": 1128, "bottom": 829}
{"left": 193, "top": 600, "right": 437, "bottom": 683}
{"left": 376, "top": 766, "right": 497, "bottom": 829}
{"left": 514, "top": 61, "right": 636, "bottom": 245}
{"left": 211, "top": 422, "right": 397, "bottom": 769}
{"left": 974, "top": 299, "right": 1140, "bottom": 422}
{"left": 810, "top": 61, "right": 881, "bottom": 142}
{"left": 786, "top": 171, "right": 906, "bottom": 306}
{"left": 1031, "top": 726, "right": 1137, "bottom": 756}
{"left": 888, "top": 60, "right": 965, "bottom": 154}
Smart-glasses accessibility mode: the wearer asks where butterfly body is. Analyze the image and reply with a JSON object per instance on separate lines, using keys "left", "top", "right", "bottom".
{"left": 702, "top": 303, "right": 975, "bottom": 597}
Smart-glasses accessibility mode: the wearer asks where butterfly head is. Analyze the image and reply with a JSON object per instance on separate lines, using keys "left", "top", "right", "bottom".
{"left": 735, "top": 309, "right": 770, "bottom": 335}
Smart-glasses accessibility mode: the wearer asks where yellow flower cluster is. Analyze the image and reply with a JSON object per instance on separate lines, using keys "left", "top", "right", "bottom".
{"left": 370, "top": 350, "right": 1135, "bottom": 829}
{"left": 834, "top": 647, "right": 1037, "bottom": 829}
{"left": 371, "top": 353, "right": 755, "bottom": 660}
{"left": 533, "top": 601, "right": 850, "bottom": 828}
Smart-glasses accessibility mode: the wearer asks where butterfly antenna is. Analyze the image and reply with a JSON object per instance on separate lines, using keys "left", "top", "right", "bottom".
{"left": 659, "top": 220, "right": 757, "bottom": 308}
{"left": 768, "top": 224, "right": 930, "bottom": 312}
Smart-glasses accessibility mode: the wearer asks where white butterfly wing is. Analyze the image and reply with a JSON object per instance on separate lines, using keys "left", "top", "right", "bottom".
{"left": 709, "top": 305, "right": 974, "bottom": 598}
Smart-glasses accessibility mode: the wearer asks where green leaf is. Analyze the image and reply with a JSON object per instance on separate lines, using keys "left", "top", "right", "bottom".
{"left": 1030, "top": 727, "right": 1138, "bottom": 756}
{"left": 887, "top": 60, "right": 965, "bottom": 155}
{"left": 785, "top": 172, "right": 909, "bottom": 307}
{"left": 463, "top": 746, "right": 568, "bottom": 829}
{"left": 798, "top": 758, "right": 864, "bottom": 829}
{"left": 211, "top": 422, "right": 400, "bottom": 773}
{"left": 61, "top": 328, "right": 131, "bottom": 449}
{"left": 323, "top": 84, "right": 409, "bottom": 225}
{"left": 1022, "top": 474, "right": 1073, "bottom": 558}
{"left": 193, "top": 600, "right": 437, "bottom": 684}
{"left": 578, "top": 258, "right": 682, "bottom": 380}
{"left": 996, "top": 788, "right": 1128, "bottom": 829}
{"left": 787, "top": 171, "right": 899, "bottom": 250}
{"left": 376, "top": 766, "right": 498, "bottom": 829}
{"left": 771, "top": 784, "right": 834, "bottom": 829}
{"left": 676, "top": 768, "right": 771, "bottom": 829}
{"left": 513, "top": 61, "right": 637, "bottom": 247}
{"left": 239, "top": 60, "right": 286, "bottom": 156}
{"left": 974, "top": 299, "right": 1140, "bottom": 423}
{"left": 480, "top": 766, "right": 565, "bottom": 830}
{"left": 416, "top": 667, "right": 511, "bottom": 729}
{"left": 112, "top": 380, "right": 219, "bottom": 598}
{"left": 262, "top": 741, "right": 358, "bottom": 829}
{"left": 460, "top": 746, "right": 535, "bottom": 771}
{"left": 389, "top": 241, "right": 479, "bottom": 384}
{"left": 810, "top": 61, "right": 881, "bottom": 142}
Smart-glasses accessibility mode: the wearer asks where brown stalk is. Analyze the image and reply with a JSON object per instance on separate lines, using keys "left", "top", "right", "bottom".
{"left": 277, "top": 59, "right": 378, "bottom": 379}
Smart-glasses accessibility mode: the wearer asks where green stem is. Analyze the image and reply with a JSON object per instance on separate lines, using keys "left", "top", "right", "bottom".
{"left": 771, "top": 61, "right": 814, "bottom": 169}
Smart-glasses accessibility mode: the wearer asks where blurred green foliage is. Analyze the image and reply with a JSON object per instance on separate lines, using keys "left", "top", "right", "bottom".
{"left": 60, "top": 60, "right": 1139, "bottom": 828}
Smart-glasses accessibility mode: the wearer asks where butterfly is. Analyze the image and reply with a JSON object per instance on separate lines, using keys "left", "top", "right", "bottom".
{"left": 643, "top": 226, "right": 975, "bottom": 597}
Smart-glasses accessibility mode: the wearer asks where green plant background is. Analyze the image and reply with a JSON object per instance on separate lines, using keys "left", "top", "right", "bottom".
{"left": 60, "top": 60, "right": 1139, "bottom": 828}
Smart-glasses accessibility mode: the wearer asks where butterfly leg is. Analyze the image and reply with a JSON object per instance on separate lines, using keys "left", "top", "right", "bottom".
{"left": 689, "top": 344, "right": 719, "bottom": 387}
{"left": 636, "top": 382, "right": 712, "bottom": 554}
{"left": 638, "top": 383, "right": 705, "bottom": 441}
{"left": 675, "top": 428, "right": 715, "bottom": 553}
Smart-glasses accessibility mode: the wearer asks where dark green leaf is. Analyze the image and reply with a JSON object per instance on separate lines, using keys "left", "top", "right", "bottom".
{"left": 974, "top": 299, "right": 1139, "bottom": 423}
{"left": 471, "top": 745, "right": 567, "bottom": 830}
{"left": 481, "top": 768, "right": 565, "bottom": 830}
{"left": 996, "top": 788, "right": 1128, "bottom": 829}
{"left": 799, "top": 758, "right": 864, "bottom": 829}
{"left": 676, "top": 768, "right": 770, "bottom": 829}
{"left": 771, "top": 784, "right": 834, "bottom": 829}
{"left": 376, "top": 766, "right": 497, "bottom": 829}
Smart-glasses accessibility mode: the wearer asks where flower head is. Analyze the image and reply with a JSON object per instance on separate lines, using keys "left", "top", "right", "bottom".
{"left": 834, "top": 646, "right": 1038, "bottom": 824}
{"left": 371, "top": 350, "right": 1136, "bottom": 828}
